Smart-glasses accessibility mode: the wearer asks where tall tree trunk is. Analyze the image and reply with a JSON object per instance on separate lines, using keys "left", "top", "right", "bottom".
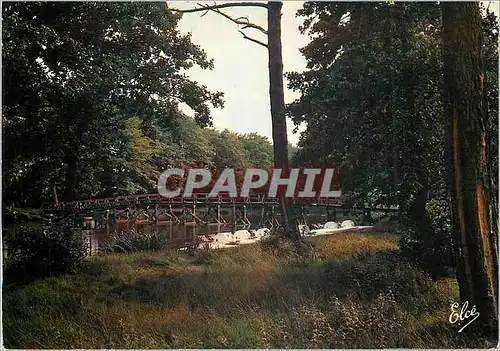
{"left": 442, "top": 2, "right": 498, "bottom": 336}
{"left": 267, "top": 1, "right": 299, "bottom": 240}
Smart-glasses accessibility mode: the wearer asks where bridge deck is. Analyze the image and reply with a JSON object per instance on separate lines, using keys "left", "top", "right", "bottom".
{"left": 42, "top": 193, "right": 399, "bottom": 213}
{"left": 42, "top": 193, "right": 347, "bottom": 211}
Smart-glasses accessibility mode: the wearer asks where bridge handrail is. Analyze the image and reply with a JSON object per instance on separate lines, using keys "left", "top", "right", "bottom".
{"left": 41, "top": 193, "right": 354, "bottom": 210}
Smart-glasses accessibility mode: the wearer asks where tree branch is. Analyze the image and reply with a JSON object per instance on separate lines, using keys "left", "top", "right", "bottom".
{"left": 171, "top": 2, "right": 268, "bottom": 34}
{"left": 238, "top": 30, "right": 268, "bottom": 48}
{"left": 170, "top": 2, "right": 269, "bottom": 47}
{"left": 170, "top": 2, "right": 268, "bottom": 13}
{"left": 211, "top": 7, "right": 267, "bottom": 34}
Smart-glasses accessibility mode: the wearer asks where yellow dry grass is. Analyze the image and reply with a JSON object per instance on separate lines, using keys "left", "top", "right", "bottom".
{"left": 307, "top": 231, "right": 399, "bottom": 260}
{"left": 4, "top": 232, "right": 494, "bottom": 349}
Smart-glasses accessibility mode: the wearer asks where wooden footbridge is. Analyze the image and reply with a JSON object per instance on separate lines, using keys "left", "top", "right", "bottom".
{"left": 41, "top": 193, "right": 397, "bottom": 229}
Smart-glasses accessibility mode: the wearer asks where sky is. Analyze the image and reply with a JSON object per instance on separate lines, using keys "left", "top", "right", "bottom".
{"left": 170, "top": 1, "right": 499, "bottom": 146}
{"left": 171, "top": 1, "right": 308, "bottom": 145}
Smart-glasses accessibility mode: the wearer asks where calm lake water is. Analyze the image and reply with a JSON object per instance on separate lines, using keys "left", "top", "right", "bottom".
{"left": 84, "top": 209, "right": 358, "bottom": 255}
{"left": 5, "top": 208, "right": 361, "bottom": 256}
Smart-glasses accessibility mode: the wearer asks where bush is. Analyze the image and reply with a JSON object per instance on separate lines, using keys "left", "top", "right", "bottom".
{"left": 320, "top": 251, "right": 434, "bottom": 309}
{"left": 3, "top": 223, "right": 87, "bottom": 283}
{"left": 100, "top": 228, "right": 169, "bottom": 253}
{"left": 191, "top": 245, "right": 218, "bottom": 265}
{"left": 398, "top": 199, "right": 455, "bottom": 278}
{"left": 259, "top": 234, "right": 314, "bottom": 265}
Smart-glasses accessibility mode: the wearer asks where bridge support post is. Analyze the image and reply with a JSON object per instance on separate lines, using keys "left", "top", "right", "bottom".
{"left": 93, "top": 209, "right": 109, "bottom": 230}
{"left": 259, "top": 205, "right": 280, "bottom": 229}
{"left": 93, "top": 209, "right": 110, "bottom": 232}
{"left": 104, "top": 209, "right": 110, "bottom": 225}
{"left": 236, "top": 205, "right": 250, "bottom": 226}
{"left": 230, "top": 205, "right": 250, "bottom": 226}
{"left": 218, "top": 204, "right": 225, "bottom": 224}
{"left": 202, "top": 204, "right": 226, "bottom": 225}
{"left": 115, "top": 208, "right": 130, "bottom": 225}
{"left": 156, "top": 205, "right": 179, "bottom": 223}
{"left": 183, "top": 205, "right": 202, "bottom": 224}
{"left": 296, "top": 205, "right": 309, "bottom": 226}
{"left": 325, "top": 206, "right": 337, "bottom": 222}
{"left": 179, "top": 206, "right": 186, "bottom": 224}
{"left": 169, "top": 205, "right": 179, "bottom": 223}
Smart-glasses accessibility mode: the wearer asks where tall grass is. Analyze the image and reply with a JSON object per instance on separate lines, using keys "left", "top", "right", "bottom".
{"left": 99, "top": 228, "right": 169, "bottom": 254}
{"left": 3, "top": 232, "right": 495, "bottom": 348}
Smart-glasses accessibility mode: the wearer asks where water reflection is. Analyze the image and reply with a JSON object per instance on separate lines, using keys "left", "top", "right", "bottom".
{"left": 84, "top": 213, "right": 264, "bottom": 255}
{"left": 4, "top": 208, "right": 361, "bottom": 256}
{"left": 83, "top": 210, "right": 343, "bottom": 255}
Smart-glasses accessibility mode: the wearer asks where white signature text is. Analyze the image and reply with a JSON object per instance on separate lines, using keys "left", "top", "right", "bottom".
{"left": 449, "top": 301, "right": 480, "bottom": 333}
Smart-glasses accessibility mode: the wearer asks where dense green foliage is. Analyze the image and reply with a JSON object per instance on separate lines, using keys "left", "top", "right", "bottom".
{"left": 2, "top": 3, "right": 278, "bottom": 207}
{"left": 289, "top": 2, "right": 441, "bottom": 206}
{"left": 3, "top": 223, "right": 87, "bottom": 283}
{"left": 3, "top": 2, "right": 213, "bottom": 204}
{"left": 286, "top": 2, "right": 498, "bottom": 274}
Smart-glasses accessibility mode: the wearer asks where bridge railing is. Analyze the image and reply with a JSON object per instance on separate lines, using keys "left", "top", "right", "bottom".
{"left": 41, "top": 193, "right": 351, "bottom": 211}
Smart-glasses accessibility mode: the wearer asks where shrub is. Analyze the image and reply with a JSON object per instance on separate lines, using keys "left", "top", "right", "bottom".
{"left": 191, "top": 246, "right": 218, "bottom": 266}
{"left": 3, "top": 222, "right": 87, "bottom": 283}
{"left": 320, "top": 251, "right": 434, "bottom": 310}
{"left": 259, "top": 235, "right": 314, "bottom": 266}
{"left": 398, "top": 199, "right": 455, "bottom": 278}
{"left": 100, "top": 228, "right": 169, "bottom": 253}
{"left": 260, "top": 235, "right": 296, "bottom": 256}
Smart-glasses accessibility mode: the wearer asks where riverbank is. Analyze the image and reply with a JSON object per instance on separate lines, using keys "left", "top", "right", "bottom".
{"left": 3, "top": 232, "right": 493, "bottom": 348}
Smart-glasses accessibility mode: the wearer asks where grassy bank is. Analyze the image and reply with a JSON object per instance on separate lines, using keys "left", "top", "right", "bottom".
{"left": 3, "top": 232, "right": 494, "bottom": 348}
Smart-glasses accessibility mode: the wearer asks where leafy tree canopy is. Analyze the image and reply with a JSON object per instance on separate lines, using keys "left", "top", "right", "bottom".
{"left": 2, "top": 2, "right": 224, "bottom": 205}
